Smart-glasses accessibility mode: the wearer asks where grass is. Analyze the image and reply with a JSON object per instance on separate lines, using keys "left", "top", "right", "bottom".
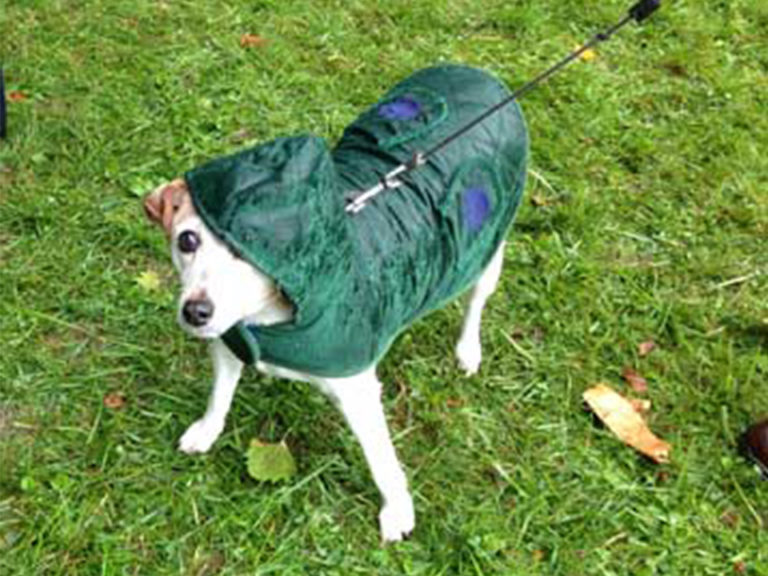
{"left": 1, "top": 0, "right": 766, "bottom": 573}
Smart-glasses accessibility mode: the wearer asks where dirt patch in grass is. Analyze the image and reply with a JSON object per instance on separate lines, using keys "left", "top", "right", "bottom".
{"left": 0, "top": 404, "right": 39, "bottom": 440}
{"left": 0, "top": 233, "right": 15, "bottom": 265}
{"left": 0, "top": 405, "right": 15, "bottom": 438}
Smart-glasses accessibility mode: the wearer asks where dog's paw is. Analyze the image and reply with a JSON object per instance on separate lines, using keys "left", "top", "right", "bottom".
{"left": 178, "top": 418, "right": 223, "bottom": 454}
{"left": 379, "top": 496, "right": 415, "bottom": 544}
{"left": 455, "top": 337, "right": 482, "bottom": 376}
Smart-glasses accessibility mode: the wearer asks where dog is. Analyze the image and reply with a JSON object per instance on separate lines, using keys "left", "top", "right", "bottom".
{"left": 143, "top": 65, "right": 527, "bottom": 543}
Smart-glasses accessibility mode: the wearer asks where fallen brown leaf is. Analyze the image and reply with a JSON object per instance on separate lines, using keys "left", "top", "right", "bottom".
{"left": 733, "top": 561, "right": 746, "bottom": 574}
{"left": 240, "top": 34, "right": 269, "bottom": 48}
{"left": 638, "top": 339, "right": 656, "bottom": 357}
{"left": 720, "top": 509, "right": 740, "bottom": 529}
{"left": 229, "top": 128, "right": 254, "bottom": 143}
{"left": 8, "top": 91, "right": 27, "bottom": 102}
{"left": 622, "top": 366, "right": 648, "bottom": 393}
{"left": 629, "top": 398, "right": 651, "bottom": 414}
{"left": 508, "top": 326, "right": 525, "bottom": 339}
{"left": 103, "top": 392, "right": 126, "bottom": 409}
{"left": 583, "top": 384, "right": 670, "bottom": 463}
{"left": 661, "top": 62, "right": 688, "bottom": 77}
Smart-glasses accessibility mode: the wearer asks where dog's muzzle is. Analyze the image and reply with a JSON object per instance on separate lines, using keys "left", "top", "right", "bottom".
{"left": 182, "top": 298, "right": 214, "bottom": 327}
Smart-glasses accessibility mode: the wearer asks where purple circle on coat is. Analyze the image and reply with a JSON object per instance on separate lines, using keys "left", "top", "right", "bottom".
{"left": 462, "top": 187, "right": 491, "bottom": 232}
{"left": 378, "top": 95, "right": 422, "bottom": 121}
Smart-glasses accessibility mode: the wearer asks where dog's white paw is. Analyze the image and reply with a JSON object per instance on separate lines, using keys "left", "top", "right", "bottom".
{"left": 178, "top": 418, "right": 223, "bottom": 454}
{"left": 456, "top": 337, "right": 482, "bottom": 375}
{"left": 379, "top": 496, "right": 415, "bottom": 544}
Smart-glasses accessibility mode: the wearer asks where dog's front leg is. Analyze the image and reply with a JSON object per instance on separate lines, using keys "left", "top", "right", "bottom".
{"left": 322, "top": 369, "right": 414, "bottom": 543}
{"left": 179, "top": 338, "right": 243, "bottom": 454}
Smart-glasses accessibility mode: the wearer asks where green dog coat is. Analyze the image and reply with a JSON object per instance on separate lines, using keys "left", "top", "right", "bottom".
{"left": 185, "top": 65, "right": 528, "bottom": 377}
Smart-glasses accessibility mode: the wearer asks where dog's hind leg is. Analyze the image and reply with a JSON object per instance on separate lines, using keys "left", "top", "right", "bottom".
{"left": 319, "top": 369, "right": 414, "bottom": 544}
{"left": 455, "top": 242, "right": 505, "bottom": 375}
{"left": 179, "top": 338, "right": 243, "bottom": 453}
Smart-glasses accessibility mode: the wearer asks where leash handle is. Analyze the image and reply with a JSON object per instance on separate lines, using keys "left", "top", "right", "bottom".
{"left": 630, "top": 0, "right": 661, "bottom": 22}
{"left": 346, "top": 0, "right": 661, "bottom": 214}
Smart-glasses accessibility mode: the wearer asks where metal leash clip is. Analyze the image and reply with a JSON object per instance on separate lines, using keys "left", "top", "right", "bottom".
{"left": 345, "top": 153, "right": 425, "bottom": 214}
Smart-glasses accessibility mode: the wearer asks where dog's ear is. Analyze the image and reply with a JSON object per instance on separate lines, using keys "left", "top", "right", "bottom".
{"left": 143, "top": 179, "right": 188, "bottom": 237}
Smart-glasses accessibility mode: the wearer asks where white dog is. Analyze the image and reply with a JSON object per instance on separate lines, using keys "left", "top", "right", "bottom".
{"left": 143, "top": 178, "right": 506, "bottom": 542}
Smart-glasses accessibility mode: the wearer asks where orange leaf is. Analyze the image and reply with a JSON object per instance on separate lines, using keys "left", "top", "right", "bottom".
{"left": 103, "top": 392, "right": 127, "bottom": 409}
{"left": 8, "top": 91, "right": 27, "bottom": 102}
{"left": 629, "top": 398, "right": 651, "bottom": 414}
{"left": 622, "top": 366, "right": 648, "bottom": 393}
{"left": 240, "top": 34, "right": 269, "bottom": 48}
{"left": 638, "top": 339, "right": 656, "bottom": 357}
{"left": 583, "top": 384, "right": 670, "bottom": 463}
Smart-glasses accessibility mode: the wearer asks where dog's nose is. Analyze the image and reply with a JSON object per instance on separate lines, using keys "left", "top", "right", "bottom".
{"left": 182, "top": 298, "right": 214, "bottom": 327}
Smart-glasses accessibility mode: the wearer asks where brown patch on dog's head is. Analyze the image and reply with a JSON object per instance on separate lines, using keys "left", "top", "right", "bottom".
{"left": 143, "top": 179, "right": 193, "bottom": 237}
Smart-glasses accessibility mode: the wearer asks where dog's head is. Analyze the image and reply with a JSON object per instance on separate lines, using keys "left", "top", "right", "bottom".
{"left": 143, "top": 180, "right": 285, "bottom": 339}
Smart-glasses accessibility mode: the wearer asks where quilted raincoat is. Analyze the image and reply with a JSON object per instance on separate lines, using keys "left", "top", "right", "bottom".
{"left": 185, "top": 65, "right": 528, "bottom": 377}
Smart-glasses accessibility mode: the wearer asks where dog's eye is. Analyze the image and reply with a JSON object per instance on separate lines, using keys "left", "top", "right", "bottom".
{"left": 178, "top": 230, "right": 200, "bottom": 254}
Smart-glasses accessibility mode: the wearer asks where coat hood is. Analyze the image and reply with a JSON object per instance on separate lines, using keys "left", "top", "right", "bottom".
{"left": 184, "top": 135, "right": 350, "bottom": 328}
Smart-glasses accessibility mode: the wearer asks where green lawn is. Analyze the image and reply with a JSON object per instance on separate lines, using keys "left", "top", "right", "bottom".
{"left": 1, "top": 0, "right": 766, "bottom": 574}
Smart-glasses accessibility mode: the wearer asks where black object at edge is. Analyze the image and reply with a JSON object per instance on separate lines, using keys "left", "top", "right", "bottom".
{"left": 741, "top": 420, "right": 768, "bottom": 480}
{"left": 630, "top": 0, "right": 661, "bottom": 23}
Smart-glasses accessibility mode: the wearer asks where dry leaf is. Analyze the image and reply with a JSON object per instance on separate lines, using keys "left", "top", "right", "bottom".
{"left": 629, "top": 398, "right": 651, "bottom": 414}
{"left": 720, "top": 510, "right": 740, "bottom": 529}
{"left": 240, "top": 34, "right": 269, "bottom": 48}
{"left": 8, "top": 91, "right": 27, "bottom": 102}
{"left": 661, "top": 62, "right": 687, "bottom": 77}
{"left": 136, "top": 270, "right": 161, "bottom": 292}
{"left": 638, "top": 339, "right": 656, "bottom": 357}
{"left": 103, "top": 392, "right": 126, "bottom": 409}
{"left": 583, "top": 384, "right": 670, "bottom": 463}
{"left": 622, "top": 366, "right": 648, "bottom": 393}
{"left": 579, "top": 47, "right": 597, "bottom": 61}
{"left": 530, "top": 194, "right": 550, "bottom": 207}
{"left": 229, "top": 128, "right": 254, "bottom": 143}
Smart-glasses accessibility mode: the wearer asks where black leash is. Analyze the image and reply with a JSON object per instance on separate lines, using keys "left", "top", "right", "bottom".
{"left": 346, "top": 0, "right": 661, "bottom": 214}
